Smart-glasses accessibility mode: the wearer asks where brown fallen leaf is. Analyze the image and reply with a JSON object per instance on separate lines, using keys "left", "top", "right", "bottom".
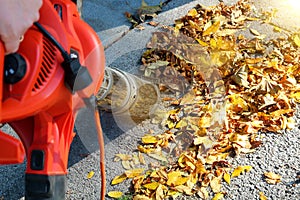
{"left": 148, "top": 21, "right": 159, "bottom": 27}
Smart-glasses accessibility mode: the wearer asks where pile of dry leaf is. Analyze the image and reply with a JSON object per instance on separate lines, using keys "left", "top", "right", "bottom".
{"left": 109, "top": 0, "right": 300, "bottom": 199}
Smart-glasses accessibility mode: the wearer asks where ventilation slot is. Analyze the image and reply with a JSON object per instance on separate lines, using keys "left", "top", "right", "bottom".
{"left": 32, "top": 38, "right": 56, "bottom": 93}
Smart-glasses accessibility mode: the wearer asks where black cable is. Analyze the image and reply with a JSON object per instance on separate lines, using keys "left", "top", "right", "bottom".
{"left": 33, "top": 22, "right": 70, "bottom": 62}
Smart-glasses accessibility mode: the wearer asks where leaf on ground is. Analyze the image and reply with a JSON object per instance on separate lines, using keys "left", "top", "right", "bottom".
{"left": 292, "top": 34, "right": 300, "bottom": 47}
{"left": 187, "top": 8, "right": 198, "bottom": 17}
{"left": 111, "top": 174, "right": 127, "bottom": 185}
{"left": 203, "top": 20, "right": 221, "bottom": 36}
{"left": 114, "top": 154, "right": 132, "bottom": 162}
{"left": 122, "top": 160, "right": 133, "bottom": 170}
{"left": 138, "top": 152, "right": 146, "bottom": 165}
{"left": 231, "top": 165, "right": 252, "bottom": 178}
{"left": 125, "top": 168, "right": 145, "bottom": 178}
{"left": 156, "top": 184, "right": 165, "bottom": 200}
{"left": 259, "top": 191, "right": 268, "bottom": 200}
{"left": 148, "top": 152, "right": 168, "bottom": 162}
{"left": 223, "top": 172, "right": 231, "bottom": 185}
{"left": 212, "top": 192, "right": 224, "bottom": 200}
{"left": 210, "top": 176, "right": 222, "bottom": 193}
{"left": 167, "top": 171, "right": 188, "bottom": 186}
{"left": 87, "top": 171, "right": 95, "bottom": 179}
{"left": 143, "top": 182, "right": 160, "bottom": 190}
{"left": 231, "top": 65, "right": 249, "bottom": 87}
{"left": 108, "top": 191, "right": 123, "bottom": 199}
{"left": 197, "top": 187, "right": 209, "bottom": 199}
{"left": 250, "top": 28, "right": 260, "bottom": 36}
{"left": 264, "top": 172, "right": 281, "bottom": 184}
{"left": 142, "top": 135, "right": 159, "bottom": 144}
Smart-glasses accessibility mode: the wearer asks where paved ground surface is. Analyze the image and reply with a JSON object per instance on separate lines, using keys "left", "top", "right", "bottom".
{"left": 1, "top": 0, "right": 300, "bottom": 199}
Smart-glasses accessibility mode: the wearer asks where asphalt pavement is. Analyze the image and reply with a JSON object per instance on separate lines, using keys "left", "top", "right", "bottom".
{"left": 1, "top": 0, "right": 300, "bottom": 200}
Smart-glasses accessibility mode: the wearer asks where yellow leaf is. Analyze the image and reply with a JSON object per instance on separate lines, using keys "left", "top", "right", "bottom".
{"left": 137, "top": 145, "right": 154, "bottom": 154}
{"left": 167, "top": 190, "right": 181, "bottom": 198}
{"left": 292, "top": 34, "right": 300, "bottom": 47}
{"left": 223, "top": 172, "right": 231, "bottom": 185}
{"left": 250, "top": 28, "right": 260, "bottom": 36}
{"left": 259, "top": 191, "right": 268, "bottom": 200}
{"left": 228, "top": 94, "right": 248, "bottom": 112}
{"left": 195, "top": 38, "right": 208, "bottom": 46}
{"left": 167, "top": 171, "right": 181, "bottom": 186}
{"left": 187, "top": 8, "right": 198, "bottom": 17}
{"left": 108, "top": 191, "right": 123, "bottom": 199}
{"left": 210, "top": 38, "right": 217, "bottom": 49}
{"left": 287, "top": 117, "right": 295, "bottom": 129}
{"left": 290, "top": 91, "right": 300, "bottom": 102}
{"left": 87, "top": 171, "right": 95, "bottom": 179}
{"left": 125, "top": 168, "right": 144, "bottom": 178}
{"left": 231, "top": 165, "right": 252, "bottom": 178}
{"left": 111, "top": 174, "right": 127, "bottom": 185}
{"left": 167, "top": 171, "right": 188, "bottom": 186}
{"left": 166, "top": 119, "right": 175, "bottom": 129}
{"left": 212, "top": 192, "right": 224, "bottom": 200}
{"left": 203, "top": 20, "right": 220, "bottom": 36}
{"left": 270, "top": 109, "right": 293, "bottom": 117}
{"left": 198, "top": 116, "right": 212, "bottom": 128}
{"left": 176, "top": 176, "right": 189, "bottom": 186}
{"left": 175, "top": 119, "right": 188, "bottom": 129}
{"left": 142, "top": 135, "right": 158, "bottom": 144}
{"left": 206, "top": 153, "right": 229, "bottom": 164}
{"left": 273, "top": 26, "right": 281, "bottom": 32}
{"left": 143, "top": 182, "right": 160, "bottom": 190}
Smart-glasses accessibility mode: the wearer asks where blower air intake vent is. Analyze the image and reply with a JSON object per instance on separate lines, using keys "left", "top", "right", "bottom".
{"left": 32, "top": 38, "right": 56, "bottom": 93}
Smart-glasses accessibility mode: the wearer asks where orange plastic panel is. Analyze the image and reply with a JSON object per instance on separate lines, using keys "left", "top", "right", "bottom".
{"left": 0, "top": 130, "right": 25, "bottom": 164}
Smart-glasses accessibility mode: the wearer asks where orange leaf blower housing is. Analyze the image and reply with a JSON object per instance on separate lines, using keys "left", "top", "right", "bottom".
{"left": 0, "top": 0, "right": 105, "bottom": 199}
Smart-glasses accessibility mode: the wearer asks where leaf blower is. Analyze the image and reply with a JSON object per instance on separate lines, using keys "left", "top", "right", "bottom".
{"left": 0, "top": 0, "right": 106, "bottom": 199}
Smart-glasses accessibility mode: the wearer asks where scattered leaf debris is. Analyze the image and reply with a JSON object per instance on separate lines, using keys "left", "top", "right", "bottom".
{"left": 109, "top": 0, "right": 300, "bottom": 199}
